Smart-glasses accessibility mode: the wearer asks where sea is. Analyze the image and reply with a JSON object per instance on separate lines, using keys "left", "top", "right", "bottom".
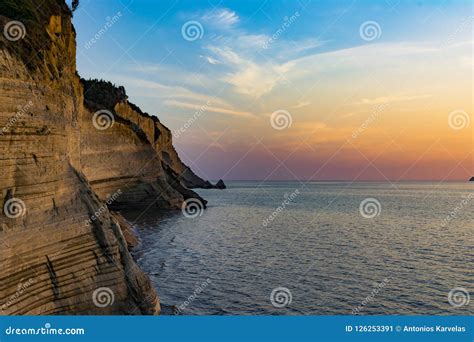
{"left": 125, "top": 181, "right": 473, "bottom": 315}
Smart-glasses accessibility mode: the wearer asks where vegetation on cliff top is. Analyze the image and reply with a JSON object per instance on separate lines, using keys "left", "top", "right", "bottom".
{"left": 0, "top": 0, "right": 72, "bottom": 70}
{"left": 81, "top": 78, "right": 158, "bottom": 122}
{"left": 81, "top": 78, "right": 158, "bottom": 144}
{"left": 81, "top": 79, "right": 128, "bottom": 112}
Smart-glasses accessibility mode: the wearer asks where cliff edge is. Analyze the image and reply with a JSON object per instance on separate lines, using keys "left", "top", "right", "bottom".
{"left": 0, "top": 0, "right": 211, "bottom": 315}
{"left": 80, "top": 79, "right": 208, "bottom": 209}
{"left": 81, "top": 78, "right": 224, "bottom": 190}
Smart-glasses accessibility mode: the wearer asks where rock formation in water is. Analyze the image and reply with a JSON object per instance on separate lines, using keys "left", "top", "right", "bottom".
{"left": 215, "top": 179, "right": 226, "bottom": 189}
{"left": 0, "top": 0, "right": 217, "bottom": 315}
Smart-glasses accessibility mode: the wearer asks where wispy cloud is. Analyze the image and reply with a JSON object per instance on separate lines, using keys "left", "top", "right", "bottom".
{"left": 164, "top": 100, "right": 254, "bottom": 118}
{"left": 101, "top": 74, "right": 258, "bottom": 119}
{"left": 236, "top": 34, "right": 269, "bottom": 48}
{"left": 103, "top": 74, "right": 230, "bottom": 108}
{"left": 200, "top": 55, "right": 220, "bottom": 65}
{"left": 291, "top": 38, "right": 326, "bottom": 53}
{"left": 207, "top": 46, "right": 286, "bottom": 98}
{"left": 353, "top": 94, "right": 433, "bottom": 105}
{"left": 201, "top": 8, "right": 239, "bottom": 28}
{"left": 128, "top": 64, "right": 214, "bottom": 88}
{"left": 292, "top": 101, "right": 311, "bottom": 109}
{"left": 193, "top": 8, "right": 325, "bottom": 98}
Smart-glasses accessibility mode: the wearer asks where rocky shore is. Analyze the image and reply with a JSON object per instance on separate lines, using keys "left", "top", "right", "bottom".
{"left": 0, "top": 0, "right": 222, "bottom": 315}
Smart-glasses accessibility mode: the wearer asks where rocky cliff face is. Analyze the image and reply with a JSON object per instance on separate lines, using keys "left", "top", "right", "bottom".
{"left": 0, "top": 0, "right": 209, "bottom": 315}
{"left": 152, "top": 117, "right": 219, "bottom": 189}
{"left": 80, "top": 79, "right": 210, "bottom": 205}
{"left": 81, "top": 79, "right": 223, "bottom": 191}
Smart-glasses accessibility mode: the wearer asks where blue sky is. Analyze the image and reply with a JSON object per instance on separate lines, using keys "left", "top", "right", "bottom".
{"left": 71, "top": 0, "right": 473, "bottom": 181}
{"left": 74, "top": 0, "right": 469, "bottom": 73}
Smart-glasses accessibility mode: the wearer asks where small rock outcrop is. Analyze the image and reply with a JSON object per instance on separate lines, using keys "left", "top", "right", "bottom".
{"left": 215, "top": 179, "right": 227, "bottom": 189}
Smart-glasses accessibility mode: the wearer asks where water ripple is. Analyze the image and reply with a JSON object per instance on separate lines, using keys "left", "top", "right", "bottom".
{"left": 128, "top": 181, "right": 474, "bottom": 315}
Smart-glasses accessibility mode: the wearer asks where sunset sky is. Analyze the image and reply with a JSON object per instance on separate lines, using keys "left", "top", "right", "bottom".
{"left": 73, "top": 0, "right": 473, "bottom": 181}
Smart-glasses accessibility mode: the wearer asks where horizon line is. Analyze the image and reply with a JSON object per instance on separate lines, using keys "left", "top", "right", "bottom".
{"left": 211, "top": 179, "right": 473, "bottom": 182}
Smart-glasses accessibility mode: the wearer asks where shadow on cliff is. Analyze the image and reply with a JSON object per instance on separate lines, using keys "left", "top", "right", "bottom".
{"left": 0, "top": 0, "right": 224, "bottom": 316}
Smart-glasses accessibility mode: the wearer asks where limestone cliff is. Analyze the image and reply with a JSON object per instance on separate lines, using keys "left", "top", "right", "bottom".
{"left": 80, "top": 79, "right": 207, "bottom": 209}
{"left": 81, "top": 79, "right": 223, "bottom": 190}
{"left": 0, "top": 0, "right": 208, "bottom": 315}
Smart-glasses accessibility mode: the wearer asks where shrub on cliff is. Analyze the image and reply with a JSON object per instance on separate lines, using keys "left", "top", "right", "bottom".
{"left": 81, "top": 78, "right": 128, "bottom": 112}
{"left": 81, "top": 78, "right": 155, "bottom": 121}
{"left": 0, "top": 0, "right": 72, "bottom": 70}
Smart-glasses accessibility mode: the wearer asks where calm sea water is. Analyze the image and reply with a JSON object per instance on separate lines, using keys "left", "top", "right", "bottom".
{"left": 127, "top": 181, "right": 473, "bottom": 315}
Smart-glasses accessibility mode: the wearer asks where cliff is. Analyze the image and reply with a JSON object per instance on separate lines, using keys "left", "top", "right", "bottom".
{"left": 81, "top": 79, "right": 224, "bottom": 190}
{"left": 0, "top": 0, "right": 211, "bottom": 315}
{"left": 80, "top": 79, "right": 207, "bottom": 209}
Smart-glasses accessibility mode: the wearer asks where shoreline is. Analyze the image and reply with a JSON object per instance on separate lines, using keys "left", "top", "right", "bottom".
{"left": 0, "top": 0, "right": 220, "bottom": 315}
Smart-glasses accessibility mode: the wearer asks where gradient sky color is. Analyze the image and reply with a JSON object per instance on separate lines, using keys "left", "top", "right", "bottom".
{"left": 72, "top": 0, "right": 473, "bottom": 181}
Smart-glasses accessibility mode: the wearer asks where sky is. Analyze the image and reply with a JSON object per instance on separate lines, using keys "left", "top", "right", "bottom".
{"left": 72, "top": 0, "right": 473, "bottom": 181}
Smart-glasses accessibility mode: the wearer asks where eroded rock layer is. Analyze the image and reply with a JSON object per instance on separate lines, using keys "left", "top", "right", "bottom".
{"left": 80, "top": 100, "right": 187, "bottom": 210}
{"left": 0, "top": 0, "right": 208, "bottom": 315}
{"left": 81, "top": 79, "right": 222, "bottom": 190}
{"left": 80, "top": 79, "right": 207, "bottom": 208}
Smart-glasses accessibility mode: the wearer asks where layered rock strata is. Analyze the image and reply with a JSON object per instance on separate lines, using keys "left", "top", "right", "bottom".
{"left": 0, "top": 0, "right": 214, "bottom": 315}
{"left": 81, "top": 79, "right": 224, "bottom": 191}
{"left": 80, "top": 79, "right": 207, "bottom": 208}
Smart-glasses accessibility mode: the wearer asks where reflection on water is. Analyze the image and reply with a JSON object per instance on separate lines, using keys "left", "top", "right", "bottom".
{"left": 125, "top": 181, "right": 474, "bottom": 315}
